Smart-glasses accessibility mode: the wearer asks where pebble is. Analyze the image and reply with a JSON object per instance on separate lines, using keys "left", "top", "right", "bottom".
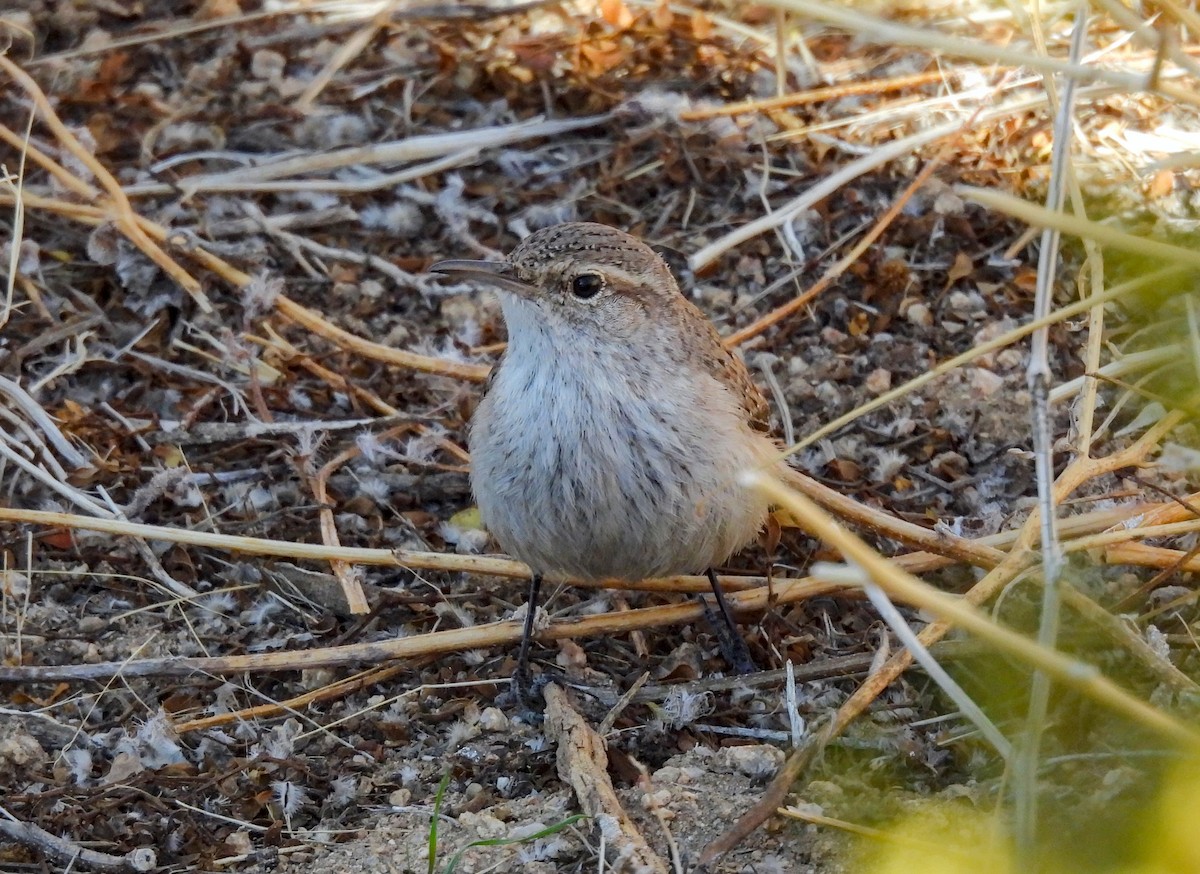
{"left": 865, "top": 367, "right": 892, "bottom": 394}
{"left": 0, "top": 731, "right": 44, "bottom": 768}
{"left": 819, "top": 326, "right": 847, "bottom": 346}
{"left": 996, "top": 349, "right": 1025, "bottom": 369}
{"left": 458, "top": 810, "right": 506, "bottom": 839}
{"left": 440, "top": 295, "right": 485, "bottom": 328}
{"left": 719, "top": 744, "right": 785, "bottom": 780}
{"left": 696, "top": 285, "right": 733, "bottom": 310}
{"left": 251, "top": 49, "right": 286, "bottom": 81}
{"left": 505, "top": 819, "right": 546, "bottom": 841}
{"left": 478, "top": 707, "right": 509, "bottom": 732}
{"left": 969, "top": 367, "right": 1004, "bottom": 397}
{"left": 905, "top": 301, "right": 933, "bottom": 327}
{"left": 642, "top": 788, "right": 673, "bottom": 808}
{"left": 947, "top": 289, "right": 977, "bottom": 315}
{"left": 654, "top": 766, "right": 681, "bottom": 784}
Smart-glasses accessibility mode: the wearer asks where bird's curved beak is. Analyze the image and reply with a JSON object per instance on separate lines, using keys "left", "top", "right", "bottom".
{"left": 430, "top": 260, "right": 537, "bottom": 297}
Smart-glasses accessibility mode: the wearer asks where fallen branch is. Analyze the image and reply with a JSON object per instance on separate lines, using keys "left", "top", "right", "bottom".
{"left": 544, "top": 683, "right": 669, "bottom": 874}
{"left": 0, "top": 815, "right": 156, "bottom": 872}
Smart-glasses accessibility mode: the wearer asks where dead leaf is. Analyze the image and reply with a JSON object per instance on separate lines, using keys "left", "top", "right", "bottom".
{"left": 1013, "top": 266, "right": 1039, "bottom": 294}
{"left": 38, "top": 529, "right": 75, "bottom": 550}
{"left": 761, "top": 512, "right": 782, "bottom": 556}
{"left": 828, "top": 457, "right": 861, "bottom": 481}
{"left": 600, "top": 0, "right": 635, "bottom": 29}
{"left": 946, "top": 251, "right": 973, "bottom": 285}
{"left": 1148, "top": 169, "right": 1175, "bottom": 199}
{"left": 580, "top": 40, "right": 625, "bottom": 75}
{"left": 195, "top": 0, "right": 242, "bottom": 18}
{"left": 651, "top": 0, "right": 673, "bottom": 29}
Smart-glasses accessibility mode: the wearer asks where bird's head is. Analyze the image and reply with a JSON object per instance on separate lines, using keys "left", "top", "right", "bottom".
{"left": 432, "top": 222, "right": 684, "bottom": 341}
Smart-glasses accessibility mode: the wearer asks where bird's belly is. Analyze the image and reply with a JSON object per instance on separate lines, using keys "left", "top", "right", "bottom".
{"left": 470, "top": 371, "right": 771, "bottom": 580}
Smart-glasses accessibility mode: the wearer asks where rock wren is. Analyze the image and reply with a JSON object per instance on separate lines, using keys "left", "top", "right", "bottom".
{"left": 433, "top": 222, "right": 784, "bottom": 694}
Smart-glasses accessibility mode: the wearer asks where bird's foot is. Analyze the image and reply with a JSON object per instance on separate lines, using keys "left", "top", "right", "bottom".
{"left": 498, "top": 664, "right": 554, "bottom": 720}
{"left": 698, "top": 594, "right": 758, "bottom": 675}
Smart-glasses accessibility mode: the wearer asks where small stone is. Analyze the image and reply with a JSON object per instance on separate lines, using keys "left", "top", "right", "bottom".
{"left": 79, "top": 616, "right": 106, "bottom": 634}
{"left": 440, "top": 296, "right": 484, "bottom": 335}
{"left": 478, "top": 707, "right": 509, "bottom": 732}
{"left": 224, "top": 830, "right": 254, "bottom": 855}
{"left": 806, "top": 779, "right": 844, "bottom": 801}
{"left": 720, "top": 744, "right": 785, "bottom": 780}
{"left": 251, "top": 49, "right": 286, "bottom": 81}
{"left": 820, "top": 326, "right": 848, "bottom": 346}
{"left": 933, "top": 189, "right": 965, "bottom": 215}
{"left": 996, "top": 349, "right": 1024, "bottom": 370}
{"left": 505, "top": 819, "right": 546, "bottom": 841}
{"left": 947, "top": 290, "right": 972, "bottom": 313}
{"left": 696, "top": 285, "right": 733, "bottom": 310}
{"left": 735, "top": 255, "right": 765, "bottom": 285}
{"left": 905, "top": 302, "right": 933, "bottom": 327}
{"left": 815, "top": 381, "right": 841, "bottom": 407}
{"left": 654, "top": 766, "right": 681, "bottom": 784}
{"left": 0, "top": 731, "right": 44, "bottom": 769}
{"left": 931, "top": 451, "right": 968, "bottom": 480}
{"left": 968, "top": 367, "right": 1004, "bottom": 397}
{"left": 642, "top": 788, "right": 672, "bottom": 808}
{"left": 864, "top": 367, "right": 892, "bottom": 394}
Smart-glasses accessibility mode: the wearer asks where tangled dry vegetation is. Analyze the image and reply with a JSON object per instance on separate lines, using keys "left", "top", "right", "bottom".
{"left": 1, "top": 0, "right": 1200, "bottom": 871}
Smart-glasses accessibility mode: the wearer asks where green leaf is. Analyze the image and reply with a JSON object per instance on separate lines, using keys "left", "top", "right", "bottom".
{"left": 427, "top": 770, "right": 453, "bottom": 874}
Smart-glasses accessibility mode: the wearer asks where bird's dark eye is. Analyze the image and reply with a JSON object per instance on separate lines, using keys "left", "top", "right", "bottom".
{"left": 571, "top": 273, "right": 603, "bottom": 299}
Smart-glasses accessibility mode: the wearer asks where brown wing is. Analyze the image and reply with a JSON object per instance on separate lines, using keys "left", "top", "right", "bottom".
{"left": 679, "top": 307, "right": 773, "bottom": 435}
{"left": 481, "top": 358, "right": 500, "bottom": 399}
{"left": 712, "top": 345, "right": 773, "bottom": 435}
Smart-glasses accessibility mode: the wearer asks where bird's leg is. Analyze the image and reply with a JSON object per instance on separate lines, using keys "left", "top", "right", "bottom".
{"left": 703, "top": 569, "right": 757, "bottom": 675}
{"left": 513, "top": 573, "right": 544, "bottom": 705}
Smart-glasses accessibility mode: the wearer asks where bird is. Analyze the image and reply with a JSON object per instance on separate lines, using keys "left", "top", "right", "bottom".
{"left": 432, "top": 222, "right": 786, "bottom": 698}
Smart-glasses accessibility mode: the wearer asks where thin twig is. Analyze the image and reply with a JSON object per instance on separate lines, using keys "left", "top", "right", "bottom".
{"left": 1014, "top": 6, "right": 1088, "bottom": 854}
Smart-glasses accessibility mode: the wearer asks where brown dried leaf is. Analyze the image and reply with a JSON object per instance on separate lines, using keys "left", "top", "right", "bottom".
{"left": 1148, "top": 169, "right": 1175, "bottom": 199}
{"left": 828, "top": 457, "right": 861, "bottom": 481}
{"left": 651, "top": 0, "right": 673, "bottom": 29}
{"left": 580, "top": 40, "right": 625, "bottom": 75}
{"left": 195, "top": 0, "right": 242, "bottom": 18}
{"left": 600, "top": 0, "right": 635, "bottom": 29}
{"left": 1013, "top": 266, "right": 1039, "bottom": 294}
{"left": 947, "top": 250, "right": 973, "bottom": 284}
{"left": 848, "top": 310, "right": 870, "bottom": 337}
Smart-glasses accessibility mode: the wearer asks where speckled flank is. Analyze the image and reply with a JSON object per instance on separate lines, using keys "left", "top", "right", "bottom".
{"left": 469, "top": 222, "right": 784, "bottom": 581}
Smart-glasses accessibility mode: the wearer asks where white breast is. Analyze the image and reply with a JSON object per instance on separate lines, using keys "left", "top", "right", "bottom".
{"left": 469, "top": 297, "right": 774, "bottom": 581}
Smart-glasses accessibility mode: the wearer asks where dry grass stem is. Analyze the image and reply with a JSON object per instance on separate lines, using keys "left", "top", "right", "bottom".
{"left": 0, "top": 56, "right": 213, "bottom": 311}
{"left": 959, "top": 186, "right": 1200, "bottom": 269}
{"left": 750, "top": 471, "right": 1200, "bottom": 748}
